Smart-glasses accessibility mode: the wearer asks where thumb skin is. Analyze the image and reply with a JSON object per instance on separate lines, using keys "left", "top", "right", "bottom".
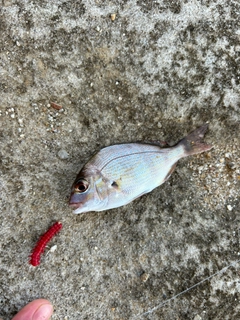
{"left": 11, "top": 299, "right": 53, "bottom": 320}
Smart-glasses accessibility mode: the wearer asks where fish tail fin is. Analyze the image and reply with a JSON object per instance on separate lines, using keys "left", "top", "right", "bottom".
{"left": 178, "top": 123, "right": 213, "bottom": 156}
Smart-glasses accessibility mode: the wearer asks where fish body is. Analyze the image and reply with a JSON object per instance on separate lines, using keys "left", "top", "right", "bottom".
{"left": 69, "top": 124, "right": 212, "bottom": 214}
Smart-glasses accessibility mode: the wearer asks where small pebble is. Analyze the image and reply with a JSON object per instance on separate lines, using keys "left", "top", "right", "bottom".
{"left": 58, "top": 149, "right": 69, "bottom": 160}
{"left": 227, "top": 205, "right": 233, "bottom": 211}
{"left": 49, "top": 245, "right": 57, "bottom": 253}
{"left": 111, "top": 13, "right": 116, "bottom": 21}
{"left": 50, "top": 102, "right": 62, "bottom": 110}
{"left": 140, "top": 272, "right": 149, "bottom": 282}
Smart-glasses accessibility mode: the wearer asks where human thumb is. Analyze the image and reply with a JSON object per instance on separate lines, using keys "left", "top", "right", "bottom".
{"left": 11, "top": 299, "right": 53, "bottom": 320}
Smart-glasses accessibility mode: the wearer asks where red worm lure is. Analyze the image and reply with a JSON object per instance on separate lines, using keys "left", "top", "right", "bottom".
{"left": 29, "top": 221, "right": 62, "bottom": 266}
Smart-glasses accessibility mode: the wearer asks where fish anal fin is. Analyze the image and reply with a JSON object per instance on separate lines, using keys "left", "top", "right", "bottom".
{"left": 163, "top": 163, "right": 177, "bottom": 183}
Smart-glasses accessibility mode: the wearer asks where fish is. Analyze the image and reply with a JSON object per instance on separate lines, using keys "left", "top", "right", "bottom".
{"left": 69, "top": 124, "right": 212, "bottom": 214}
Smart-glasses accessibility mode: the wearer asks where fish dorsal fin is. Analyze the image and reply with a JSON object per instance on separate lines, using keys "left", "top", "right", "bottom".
{"left": 138, "top": 140, "right": 170, "bottom": 148}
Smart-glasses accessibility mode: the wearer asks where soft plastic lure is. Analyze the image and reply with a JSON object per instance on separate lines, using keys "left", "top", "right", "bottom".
{"left": 29, "top": 222, "right": 62, "bottom": 266}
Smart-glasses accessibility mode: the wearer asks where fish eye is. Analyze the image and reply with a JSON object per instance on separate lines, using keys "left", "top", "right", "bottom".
{"left": 74, "top": 179, "right": 89, "bottom": 193}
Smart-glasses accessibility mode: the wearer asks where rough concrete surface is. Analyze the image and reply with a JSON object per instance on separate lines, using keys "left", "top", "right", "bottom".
{"left": 0, "top": 0, "right": 240, "bottom": 319}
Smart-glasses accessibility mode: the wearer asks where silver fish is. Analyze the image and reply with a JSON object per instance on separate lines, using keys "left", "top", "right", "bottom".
{"left": 69, "top": 124, "right": 212, "bottom": 214}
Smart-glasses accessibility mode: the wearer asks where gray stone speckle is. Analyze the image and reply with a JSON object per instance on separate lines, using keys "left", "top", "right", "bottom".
{"left": 0, "top": 1, "right": 240, "bottom": 320}
{"left": 58, "top": 149, "right": 69, "bottom": 160}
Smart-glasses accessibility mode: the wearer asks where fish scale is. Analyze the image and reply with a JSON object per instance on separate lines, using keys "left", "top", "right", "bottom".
{"left": 100, "top": 146, "right": 181, "bottom": 194}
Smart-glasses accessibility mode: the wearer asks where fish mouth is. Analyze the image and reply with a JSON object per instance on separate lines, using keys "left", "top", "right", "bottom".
{"left": 69, "top": 201, "right": 84, "bottom": 214}
{"left": 69, "top": 202, "right": 82, "bottom": 209}
{"left": 69, "top": 192, "right": 83, "bottom": 209}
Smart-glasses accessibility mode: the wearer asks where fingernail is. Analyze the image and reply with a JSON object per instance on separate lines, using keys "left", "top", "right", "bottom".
{"left": 33, "top": 303, "right": 53, "bottom": 320}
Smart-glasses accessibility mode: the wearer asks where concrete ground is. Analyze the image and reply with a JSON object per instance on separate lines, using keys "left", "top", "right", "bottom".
{"left": 0, "top": 0, "right": 239, "bottom": 319}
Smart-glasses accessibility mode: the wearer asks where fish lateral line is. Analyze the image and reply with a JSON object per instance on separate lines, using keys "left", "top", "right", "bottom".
{"left": 99, "top": 149, "right": 171, "bottom": 171}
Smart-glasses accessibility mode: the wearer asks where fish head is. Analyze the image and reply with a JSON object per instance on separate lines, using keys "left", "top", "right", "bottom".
{"left": 69, "top": 166, "right": 108, "bottom": 214}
